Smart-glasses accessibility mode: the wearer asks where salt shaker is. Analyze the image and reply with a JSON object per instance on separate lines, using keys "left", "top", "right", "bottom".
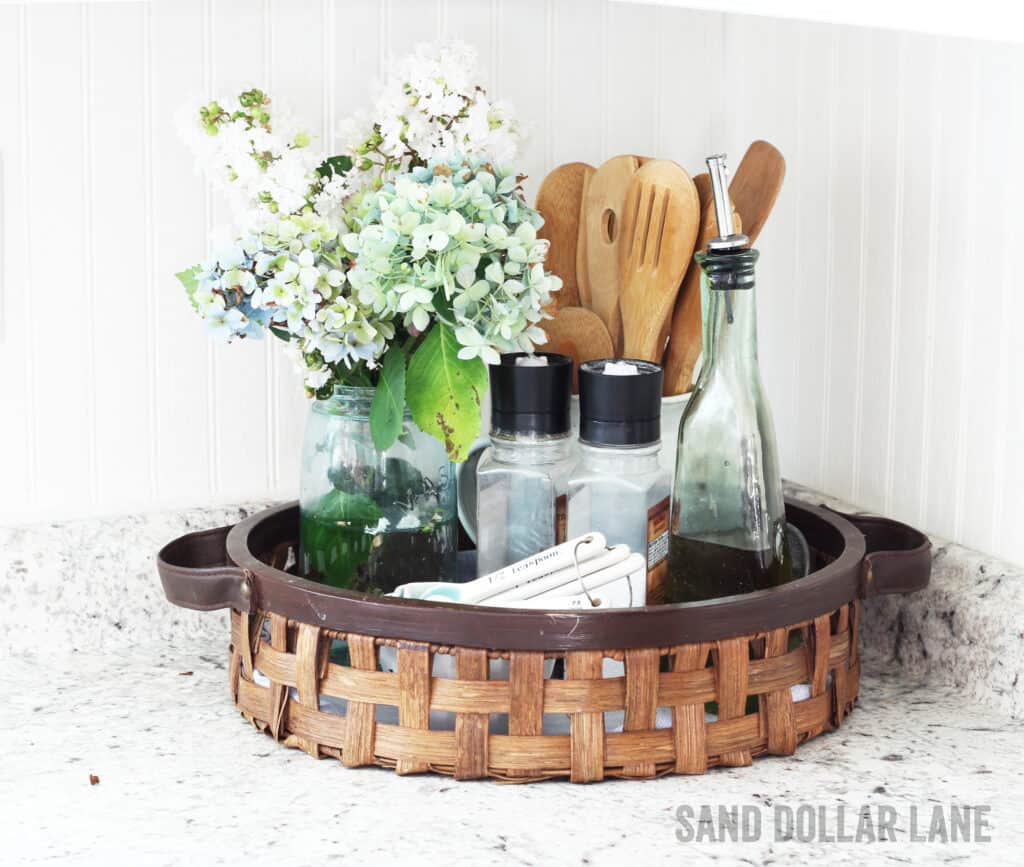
{"left": 475, "top": 353, "right": 575, "bottom": 575}
{"left": 568, "top": 359, "right": 671, "bottom": 603}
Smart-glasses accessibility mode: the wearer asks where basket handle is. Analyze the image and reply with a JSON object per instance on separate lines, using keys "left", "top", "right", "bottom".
{"left": 826, "top": 509, "right": 932, "bottom": 598}
{"left": 157, "top": 524, "right": 254, "bottom": 613}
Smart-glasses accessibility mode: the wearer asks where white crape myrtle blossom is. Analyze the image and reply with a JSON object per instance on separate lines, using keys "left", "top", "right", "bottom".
{"left": 337, "top": 41, "right": 522, "bottom": 192}
{"left": 177, "top": 88, "right": 323, "bottom": 230}
{"left": 345, "top": 156, "right": 559, "bottom": 366}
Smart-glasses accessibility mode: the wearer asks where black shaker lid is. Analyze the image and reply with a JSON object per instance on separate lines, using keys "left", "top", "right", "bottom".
{"left": 489, "top": 353, "right": 572, "bottom": 436}
{"left": 578, "top": 359, "right": 663, "bottom": 446}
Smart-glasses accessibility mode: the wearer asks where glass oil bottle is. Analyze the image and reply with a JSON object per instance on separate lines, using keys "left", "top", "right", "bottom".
{"left": 667, "top": 155, "right": 792, "bottom": 603}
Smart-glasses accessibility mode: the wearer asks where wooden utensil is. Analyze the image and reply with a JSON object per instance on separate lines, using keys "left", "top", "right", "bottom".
{"left": 617, "top": 159, "right": 700, "bottom": 363}
{"left": 662, "top": 173, "right": 741, "bottom": 395}
{"left": 581, "top": 155, "right": 640, "bottom": 353}
{"left": 536, "top": 162, "right": 595, "bottom": 311}
{"left": 539, "top": 306, "right": 615, "bottom": 393}
{"left": 728, "top": 139, "right": 785, "bottom": 245}
{"left": 575, "top": 170, "right": 594, "bottom": 309}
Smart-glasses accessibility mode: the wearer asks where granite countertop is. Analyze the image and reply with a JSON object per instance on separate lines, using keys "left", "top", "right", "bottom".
{"left": 2, "top": 491, "right": 1023, "bottom": 864}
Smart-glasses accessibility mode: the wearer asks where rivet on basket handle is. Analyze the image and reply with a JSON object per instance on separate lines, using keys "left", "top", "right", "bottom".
{"left": 157, "top": 524, "right": 256, "bottom": 613}
{"left": 821, "top": 507, "right": 932, "bottom": 599}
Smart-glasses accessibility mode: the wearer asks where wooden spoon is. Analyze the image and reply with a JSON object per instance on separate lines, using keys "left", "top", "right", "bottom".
{"left": 536, "top": 162, "right": 594, "bottom": 312}
{"left": 617, "top": 159, "right": 700, "bottom": 363}
{"left": 539, "top": 306, "right": 615, "bottom": 393}
{"left": 581, "top": 155, "right": 640, "bottom": 353}
{"left": 662, "top": 173, "right": 741, "bottom": 395}
{"left": 728, "top": 139, "right": 785, "bottom": 245}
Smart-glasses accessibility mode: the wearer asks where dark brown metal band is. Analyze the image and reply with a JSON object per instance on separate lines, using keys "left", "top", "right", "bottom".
{"left": 157, "top": 499, "right": 931, "bottom": 651}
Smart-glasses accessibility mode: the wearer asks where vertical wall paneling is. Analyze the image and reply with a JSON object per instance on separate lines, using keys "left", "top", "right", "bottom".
{"left": 820, "top": 26, "right": 867, "bottom": 500}
{"left": 549, "top": 0, "right": 604, "bottom": 168}
{"left": 854, "top": 28, "right": 902, "bottom": 514}
{"left": 442, "top": 0, "right": 496, "bottom": 93}
{"left": 887, "top": 34, "right": 938, "bottom": 525}
{"left": 207, "top": 0, "right": 272, "bottom": 501}
{"left": 151, "top": 0, "right": 214, "bottom": 507}
{"left": 604, "top": 1, "right": 658, "bottom": 159}
{"left": 788, "top": 21, "right": 835, "bottom": 490}
{"left": 0, "top": 5, "right": 31, "bottom": 511}
{"left": 89, "top": 2, "right": 153, "bottom": 510}
{"left": 956, "top": 43, "right": 1013, "bottom": 553}
{"left": 25, "top": 5, "right": 90, "bottom": 509}
{"left": 2, "top": 0, "right": 1022, "bottom": 566}
{"left": 718, "top": 15, "right": 802, "bottom": 456}
{"left": 995, "top": 51, "right": 1024, "bottom": 564}
{"left": 495, "top": 0, "right": 549, "bottom": 200}
{"left": 653, "top": 7, "right": 722, "bottom": 174}
{"left": 265, "top": 0, "right": 327, "bottom": 495}
{"left": 921, "top": 37, "right": 973, "bottom": 540}
{"left": 385, "top": 0, "right": 441, "bottom": 62}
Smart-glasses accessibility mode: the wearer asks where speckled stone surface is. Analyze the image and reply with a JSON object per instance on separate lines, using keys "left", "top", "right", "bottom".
{"left": 784, "top": 483, "right": 1024, "bottom": 719}
{"left": 3, "top": 650, "right": 1020, "bottom": 865}
{"left": 2, "top": 492, "right": 1023, "bottom": 864}
{"left": 0, "top": 502, "right": 273, "bottom": 661}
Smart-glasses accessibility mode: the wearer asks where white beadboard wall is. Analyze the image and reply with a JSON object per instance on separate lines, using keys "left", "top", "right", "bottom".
{"left": 1, "top": 1, "right": 1022, "bottom": 565}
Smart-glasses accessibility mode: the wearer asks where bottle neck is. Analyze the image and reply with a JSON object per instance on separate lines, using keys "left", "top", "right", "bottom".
{"left": 579, "top": 441, "right": 661, "bottom": 475}
{"left": 490, "top": 432, "right": 573, "bottom": 465}
{"left": 697, "top": 248, "right": 761, "bottom": 380}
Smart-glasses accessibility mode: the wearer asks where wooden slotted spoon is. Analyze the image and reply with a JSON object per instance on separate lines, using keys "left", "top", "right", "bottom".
{"left": 536, "top": 162, "right": 595, "bottom": 312}
{"left": 580, "top": 155, "right": 640, "bottom": 353}
{"left": 618, "top": 159, "right": 700, "bottom": 363}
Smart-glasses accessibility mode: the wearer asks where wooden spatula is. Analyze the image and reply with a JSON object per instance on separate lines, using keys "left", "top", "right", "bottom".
{"left": 728, "top": 139, "right": 785, "bottom": 245}
{"left": 662, "top": 173, "right": 740, "bottom": 395}
{"left": 581, "top": 155, "right": 640, "bottom": 353}
{"left": 536, "top": 162, "right": 595, "bottom": 311}
{"left": 617, "top": 159, "right": 700, "bottom": 363}
{"left": 539, "top": 306, "right": 615, "bottom": 393}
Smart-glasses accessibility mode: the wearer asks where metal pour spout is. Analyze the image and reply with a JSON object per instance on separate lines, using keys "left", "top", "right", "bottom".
{"left": 705, "top": 154, "right": 750, "bottom": 252}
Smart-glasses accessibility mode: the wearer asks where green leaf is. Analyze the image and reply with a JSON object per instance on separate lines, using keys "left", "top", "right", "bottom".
{"left": 269, "top": 326, "right": 291, "bottom": 342}
{"left": 405, "top": 324, "right": 487, "bottom": 462}
{"left": 370, "top": 345, "right": 406, "bottom": 452}
{"left": 176, "top": 265, "right": 202, "bottom": 308}
{"left": 316, "top": 154, "right": 354, "bottom": 178}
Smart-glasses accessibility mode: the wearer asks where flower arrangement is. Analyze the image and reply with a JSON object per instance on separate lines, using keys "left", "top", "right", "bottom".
{"left": 176, "top": 41, "right": 558, "bottom": 461}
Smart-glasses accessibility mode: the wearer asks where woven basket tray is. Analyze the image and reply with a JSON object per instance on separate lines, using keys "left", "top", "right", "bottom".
{"left": 158, "top": 500, "right": 929, "bottom": 782}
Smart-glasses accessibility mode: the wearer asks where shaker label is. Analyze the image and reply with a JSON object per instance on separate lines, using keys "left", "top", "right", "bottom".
{"left": 646, "top": 496, "right": 671, "bottom": 603}
{"left": 555, "top": 494, "right": 568, "bottom": 545}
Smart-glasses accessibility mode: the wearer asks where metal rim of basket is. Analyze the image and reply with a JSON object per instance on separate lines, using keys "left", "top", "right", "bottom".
{"left": 221, "top": 499, "right": 871, "bottom": 651}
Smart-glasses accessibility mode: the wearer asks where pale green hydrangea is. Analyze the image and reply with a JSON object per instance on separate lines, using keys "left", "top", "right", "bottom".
{"left": 344, "top": 155, "right": 559, "bottom": 365}
{"left": 185, "top": 210, "right": 393, "bottom": 394}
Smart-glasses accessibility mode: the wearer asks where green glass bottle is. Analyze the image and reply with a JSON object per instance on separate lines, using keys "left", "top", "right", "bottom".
{"left": 665, "top": 155, "right": 792, "bottom": 603}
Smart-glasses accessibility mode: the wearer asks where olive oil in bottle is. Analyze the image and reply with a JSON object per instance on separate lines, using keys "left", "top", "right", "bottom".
{"left": 666, "top": 154, "right": 792, "bottom": 603}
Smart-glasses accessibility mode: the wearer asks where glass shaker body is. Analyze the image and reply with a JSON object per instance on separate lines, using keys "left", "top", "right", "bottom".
{"left": 568, "top": 442, "right": 671, "bottom": 601}
{"left": 476, "top": 434, "right": 575, "bottom": 575}
{"left": 474, "top": 352, "right": 575, "bottom": 576}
